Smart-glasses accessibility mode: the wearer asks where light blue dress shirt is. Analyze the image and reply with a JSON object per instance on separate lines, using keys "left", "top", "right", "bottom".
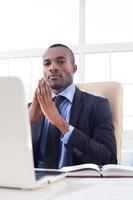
{"left": 37, "top": 84, "right": 75, "bottom": 168}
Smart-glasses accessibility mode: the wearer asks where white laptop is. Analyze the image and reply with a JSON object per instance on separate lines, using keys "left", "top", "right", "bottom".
{"left": 0, "top": 77, "right": 65, "bottom": 190}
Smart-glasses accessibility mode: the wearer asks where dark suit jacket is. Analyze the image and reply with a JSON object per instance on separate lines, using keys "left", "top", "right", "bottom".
{"left": 31, "top": 87, "right": 117, "bottom": 167}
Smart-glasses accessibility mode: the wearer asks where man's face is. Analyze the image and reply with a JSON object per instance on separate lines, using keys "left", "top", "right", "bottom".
{"left": 43, "top": 47, "right": 77, "bottom": 93}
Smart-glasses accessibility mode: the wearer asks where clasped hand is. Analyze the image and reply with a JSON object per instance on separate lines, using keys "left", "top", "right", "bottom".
{"left": 29, "top": 78, "right": 61, "bottom": 124}
{"left": 28, "top": 78, "right": 69, "bottom": 134}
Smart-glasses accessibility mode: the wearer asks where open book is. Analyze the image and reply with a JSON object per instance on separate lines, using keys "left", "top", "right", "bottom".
{"left": 58, "top": 164, "right": 133, "bottom": 177}
{"left": 36, "top": 164, "right": 133, "bottom": 178}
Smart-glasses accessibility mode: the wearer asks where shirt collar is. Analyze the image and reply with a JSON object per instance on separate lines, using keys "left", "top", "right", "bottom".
{"left": 52, "top": 84, "right": 75, "bottom": 103}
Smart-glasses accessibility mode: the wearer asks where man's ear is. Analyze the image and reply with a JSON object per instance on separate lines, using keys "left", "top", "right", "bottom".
{"left": 73, "top": 64, "right": 77, "bottom": 73}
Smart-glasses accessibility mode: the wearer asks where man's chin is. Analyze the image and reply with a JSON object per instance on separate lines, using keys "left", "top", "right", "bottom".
{"left": 49, "top": 82, "right": 62, "bottom": 90}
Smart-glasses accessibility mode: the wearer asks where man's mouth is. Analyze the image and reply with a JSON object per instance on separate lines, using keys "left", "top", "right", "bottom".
{"left": 48, "top": 74, "right": 61, "bottom": 81}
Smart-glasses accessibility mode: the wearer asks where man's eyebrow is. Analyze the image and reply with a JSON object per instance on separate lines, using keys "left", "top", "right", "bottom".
{"left": 43, "top": 59, "right": 50, "bottom": 62}
{"left": 43, "top": 56, "right": 66, "bottom": 62}
{"left": 56, "top": 56, "right": 66, "bottom": 59}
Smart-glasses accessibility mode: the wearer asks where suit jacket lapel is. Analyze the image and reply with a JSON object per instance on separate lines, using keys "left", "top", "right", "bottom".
{"left": 69, "top": 87, "right": 83, "bottom": 127}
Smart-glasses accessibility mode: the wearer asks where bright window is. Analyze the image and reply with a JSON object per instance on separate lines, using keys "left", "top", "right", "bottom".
{"left": 85, "top": 53, "right": 110, "bottom": 82}
{"left": 0, "top": 0, "right": 79, "bottom": 51}
{"left": 86, "top": 0, "right": 133, "bottom": 44}
{"left": 111, "top": 52, "right": 133, "bottom": 83}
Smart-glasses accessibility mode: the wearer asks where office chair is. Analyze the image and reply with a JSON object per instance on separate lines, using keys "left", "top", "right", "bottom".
{"left": 76, "top": 82, "right": 123, "bottom": 164}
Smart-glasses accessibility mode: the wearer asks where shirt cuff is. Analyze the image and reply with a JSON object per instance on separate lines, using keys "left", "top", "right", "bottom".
{"left": 61, "top": 125, "right": 74, "bottom": 144}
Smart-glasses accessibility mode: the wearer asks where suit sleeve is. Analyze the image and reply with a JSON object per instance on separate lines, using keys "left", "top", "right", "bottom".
{"left": 66, "top": 98, "right": 117, "bottom": 165}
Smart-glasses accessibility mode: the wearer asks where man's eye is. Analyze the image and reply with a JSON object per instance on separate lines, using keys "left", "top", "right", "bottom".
{"left": 43, "top": 61, "right": 51, "bottom": 66}
{"left": 58, "top": 59, "right": 65, "bottom": 64}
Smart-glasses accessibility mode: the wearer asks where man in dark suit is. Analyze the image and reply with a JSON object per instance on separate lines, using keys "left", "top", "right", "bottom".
{"left": 29, "top": 44, "right": 117, "bottom": 169}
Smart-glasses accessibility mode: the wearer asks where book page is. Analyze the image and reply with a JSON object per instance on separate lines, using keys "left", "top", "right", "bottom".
{"left": 60, "top": 163, "right": 101, "bottom": 177}
{"left": 101, "top": 164, "right": 133, "bottom": 177}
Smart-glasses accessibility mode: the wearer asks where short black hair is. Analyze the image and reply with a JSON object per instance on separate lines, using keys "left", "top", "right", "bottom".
{"left": 49, "top": 43, "right": 75, "bottom": 64}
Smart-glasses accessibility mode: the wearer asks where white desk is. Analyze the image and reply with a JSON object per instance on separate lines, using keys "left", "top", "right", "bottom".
{"left": 1, "top": 177, "right": 133, "bottom": 200}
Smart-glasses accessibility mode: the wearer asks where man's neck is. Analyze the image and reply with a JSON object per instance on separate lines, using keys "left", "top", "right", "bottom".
{"left": 52, "top": 88, "right": 64, "bottom": 95}
{"left": 51, "top": 83, "right": 73, "bottom": 95}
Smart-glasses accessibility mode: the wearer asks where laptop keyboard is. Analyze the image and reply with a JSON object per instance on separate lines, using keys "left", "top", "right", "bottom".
{"left": 35, "top": 170, "right": 64, "bottom": 180}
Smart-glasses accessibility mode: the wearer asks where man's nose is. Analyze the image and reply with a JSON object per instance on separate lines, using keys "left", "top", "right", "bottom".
{"left": 50, "top": 61, "right": 58, "bottom": 70}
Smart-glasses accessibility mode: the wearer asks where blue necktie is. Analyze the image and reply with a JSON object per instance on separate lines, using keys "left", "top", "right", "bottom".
{"left": 44, "top": 96, "right": 65, "bottom": 169}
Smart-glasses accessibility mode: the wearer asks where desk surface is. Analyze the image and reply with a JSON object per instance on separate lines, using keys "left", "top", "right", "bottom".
{"left": 0, "top": 177, "right": 133, "bottom": 200}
